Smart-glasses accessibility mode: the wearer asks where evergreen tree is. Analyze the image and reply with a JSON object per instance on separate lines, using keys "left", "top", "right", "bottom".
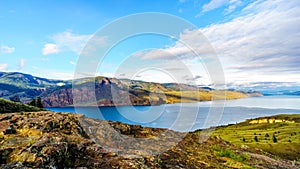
{"left": 273, "top": 134, "right": 278, "bottom": 143}
{"left": 254, "top": 136, "right": 259, "bottom": 142}
{"left": 28, "top": 99, "right": 36, "bottom": 107}
{"left": 10, "top": 95, "right": 20, "bottom": 103}
{"left": 36, "top": 97, "right": 44, "bottom": 108}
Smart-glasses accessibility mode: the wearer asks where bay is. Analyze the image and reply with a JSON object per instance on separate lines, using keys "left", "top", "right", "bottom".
{"left": 47, "top": 96, "right": 300, "bottom": 131}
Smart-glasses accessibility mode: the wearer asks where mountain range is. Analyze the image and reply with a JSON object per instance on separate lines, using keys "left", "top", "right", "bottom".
{"left": 0, "top": 72, "right": 261, "bottom": 107}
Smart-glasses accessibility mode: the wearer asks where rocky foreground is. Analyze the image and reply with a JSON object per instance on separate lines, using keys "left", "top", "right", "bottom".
{"left": 0, "top": 111, "right": 299, "bottom": 168}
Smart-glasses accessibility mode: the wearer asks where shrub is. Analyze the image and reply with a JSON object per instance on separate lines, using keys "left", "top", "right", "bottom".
{"left": 273, "top": 134, "right": 278, "bottom": 143}
{"left": 254, "top": 136, "right": 259, "bottom": 142}
{"left": 212, "top": 146, "right": 251, "bottom": 163}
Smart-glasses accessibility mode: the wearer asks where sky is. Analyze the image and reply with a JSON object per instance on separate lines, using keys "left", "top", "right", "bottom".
{"left": 0, "top": 0, "right": 299, "bottom": 89}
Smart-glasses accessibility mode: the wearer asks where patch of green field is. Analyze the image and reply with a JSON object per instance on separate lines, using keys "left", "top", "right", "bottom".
{"left": 213, "top": 114, "right": 300, "bottom": 160}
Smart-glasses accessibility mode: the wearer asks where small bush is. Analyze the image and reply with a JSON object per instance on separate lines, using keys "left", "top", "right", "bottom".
{"left": 254, "top": 136, "right": 259, "bottom": 142}
{"left": 213, "top": 147, "right": 251, "bottom": 163}
{"left": 273, "top": 134, "right": 278, "bottom": 143}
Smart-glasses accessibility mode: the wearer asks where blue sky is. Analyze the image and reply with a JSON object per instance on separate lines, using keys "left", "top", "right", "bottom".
{"left": 0, "top": 0, "right": 299, "bottom": 88}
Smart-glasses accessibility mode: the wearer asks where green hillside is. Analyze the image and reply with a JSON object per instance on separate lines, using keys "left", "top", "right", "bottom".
{"left": 0, "top": 72, "right": 66, "bottom": 89}
{"left": 213, "top": 114, "right": 300, "bottom": 160}
{"left": 0, "top": 98, "right": 44, "bottom": 113}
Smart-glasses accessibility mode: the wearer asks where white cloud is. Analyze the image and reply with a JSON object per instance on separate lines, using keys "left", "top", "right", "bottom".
{"left": 225, "top": 0, "right": 242, "bottom": 14}
{"left": 18, "top": 59, "right": 26, "bottom": 70}
{"left": 43, "top": 30, "right": 108, "bottom": 56}
{"left": 0, "top": 63, "right": 8, "bottom": 70}
{"left": 42, "top": 43, "right": 60, "bottom": 55}
{"left": 200, "top": 0, "right": 242, "bottom": 14}
{"left": 134, "top": 29, "right": 213, "bottom": 61}
{"left": 51, "top": 30, "right": 91, "bottom": 54}
{"left": 1, "top": 45, "right": 15, "bottom": 54}
{"left": 201, "top": 0, "right": 300, "bottom": 83}
{"left": 70, "top": 61, "right": 76, "bottom": 65}
{"left": 202, "top": 0, "right": 228, "bottom": 12}
{"left": 39, "top": 71, "right": 74, "bottom": 80}
{"left": 135, "top": 47, "right": 190, "bottom": 60}
{"left": 136, "top": 0, "right": 300, "bottom": 85}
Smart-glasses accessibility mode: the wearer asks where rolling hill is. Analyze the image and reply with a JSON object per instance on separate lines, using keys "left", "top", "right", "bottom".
{"left": 0, "top": 72, "right": 69, "bottom": 103}
{"left": 0, "top": 72, "right": 258, "bottom": 107}
{"left": 0, "top": 98, "right": 43, "bottom": 113}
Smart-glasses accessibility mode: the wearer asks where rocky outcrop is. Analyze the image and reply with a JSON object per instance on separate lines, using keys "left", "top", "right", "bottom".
{"left": 0, "top": 112, "right": 298, "bottom": 168}
{"left": 41, "top": 78, "right": 167, "bottom": 107}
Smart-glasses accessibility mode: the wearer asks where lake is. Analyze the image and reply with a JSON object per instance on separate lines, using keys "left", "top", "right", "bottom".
{"left": 48, "top": 96, "right": 300, "bottom": 131}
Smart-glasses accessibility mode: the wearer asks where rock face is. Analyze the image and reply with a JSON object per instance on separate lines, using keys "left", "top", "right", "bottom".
{"left": 41, "top": 78, "right": 167, "bottom": 107}
{"left": 0, "top": 112, "right": 298, "bottom": 168}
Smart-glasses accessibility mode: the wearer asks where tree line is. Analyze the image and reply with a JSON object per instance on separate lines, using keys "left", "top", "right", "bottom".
{"left": 28, "top": 97, "right": 44, "bottom": 108}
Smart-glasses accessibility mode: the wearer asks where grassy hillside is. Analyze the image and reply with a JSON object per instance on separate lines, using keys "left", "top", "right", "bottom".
{"left": 213, "top": 114, "right": 300, "bottom": 160}
{"left": 0, "top": 72, "right": 68, "bottom": 103}
{"left": 0, "top": 72, "right": 66, "bottom": 89}
{"left": 0, "top": 98, "right": 44, "bottom": 113}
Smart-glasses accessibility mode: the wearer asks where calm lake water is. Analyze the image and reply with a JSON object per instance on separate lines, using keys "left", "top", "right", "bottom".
{"left": 48, "top": 96, "right": 300, "bottom": 131}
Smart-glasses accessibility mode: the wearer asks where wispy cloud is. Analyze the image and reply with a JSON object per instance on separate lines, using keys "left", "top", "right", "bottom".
{"left": 201, "top": 0, "right": 300, "bottom": 76}
{"left": 18, "top": 59, "right": 26, "bottom": 70}
{"left": 0, "top": 63, "right": 8, "bottom": 70}
{"left": 199, "top": 0, "right": 242, "bottom": 15}
{"left": 136, "top": 0, "right": 300, "bottom": 84}
{"left": 202, "top": 0, "right": 228, "bottom": 13}
{"left": 0, "top": 45, "right": 15, "bottom": 54}
{"left": 227, "top": 81, "right": 300, "bottom": 91}
{"left": 44, "top": 30, "right": 109, "bottom": 56}
{"left": 50, "top": 30, "right": 91, "bottom": 54}
{"left": 225, "top": 0, "right": 242, "bottom": 14}
{"left": 39, "top": 71, "right": 74, "bottom": 80}
{"left": 42, "top": 43, "right": 60, "bottom": 55}
{"left": 70, "top": 61, "right": 76, "bottom": 65}
{"left": 134, "top": 29, "right": 213, "bottom": 61}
